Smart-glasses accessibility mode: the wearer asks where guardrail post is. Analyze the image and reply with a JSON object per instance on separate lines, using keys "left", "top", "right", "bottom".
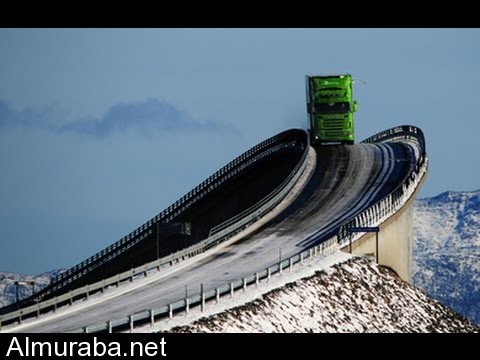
{"left": 309, "top": 248, "right": 313, "bottom": 261}
{"left": 69, "top": 290, "right": 73, "bottom": 305}
{"left": 267, "top": 267, "right": 271, "bottom": 281}
{"left": 86, "top": 285, "right": 90, "bottom": 300}
{"left": 150, "top": 309, "right": 155, "bottom": 326}
{"left": 230, "top": 282, "right": 234, "bottom": 299}
{"left": 130, "top": 269, "right": 134, "bottom": 282}
{"left": 255, "top": 273, "right": 259, "bottom": 287}
{"left": 107, "top": 320, "right": 112, "bottom": 333}
{"left": 215, "top": 288, "right": 220, "bottom": 304}
{"left": 300, "top": 252, "right": 304, "bottom": 265}
{"left": 129, "top": 315, "right": 134, "bottom": 333}
{"left": 168, "top": 304, "right": 173, "bottom": 319}
{"left": 117, "top": 274, "right": 120, "bottom": 287}
{"left": 289, "top": 258, "right": 293, "bottom": 273}
{"left": 201, "top": 284, "right": 205, "bottom": 312}
{"left": 349, "top": 230, "right": 353, "bottom": 254}
{"left": 185, "top": 298, "right": 190, "bottom": 315}
{"left": 279, "top": 261, "right": 283, "bottom": 275}
{"left": 242, "top": 278, "right": 247, "bottom": 292}
{"left": 83, "top": 326, "right": 88, "bottom": 333}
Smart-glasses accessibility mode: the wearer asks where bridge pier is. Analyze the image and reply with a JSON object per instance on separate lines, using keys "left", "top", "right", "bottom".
{"left": 341, "top": 186, "right": 421, "bottom": 283}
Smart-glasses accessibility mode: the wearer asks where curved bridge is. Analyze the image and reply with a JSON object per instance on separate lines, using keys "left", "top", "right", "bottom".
{"left": 0, "top": 126, "right": 427, "bottom": 332}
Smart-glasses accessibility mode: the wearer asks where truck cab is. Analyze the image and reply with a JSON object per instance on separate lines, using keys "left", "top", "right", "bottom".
{"left": 306, "top": 74, "right": 357, "bottom": 145}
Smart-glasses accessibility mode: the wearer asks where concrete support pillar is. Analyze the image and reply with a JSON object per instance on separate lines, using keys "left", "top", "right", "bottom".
{"left": 341, "top": 196, "right": 416, "bottom": 282}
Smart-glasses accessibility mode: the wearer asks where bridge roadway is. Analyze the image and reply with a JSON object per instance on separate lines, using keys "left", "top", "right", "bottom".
{"left": 9, "top": 142, "right": 412, "bottom": 332}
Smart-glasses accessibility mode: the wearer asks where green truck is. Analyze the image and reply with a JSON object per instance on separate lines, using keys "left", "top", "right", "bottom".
{"left": 306, "top": 74, "right": 357, "bottom": 145}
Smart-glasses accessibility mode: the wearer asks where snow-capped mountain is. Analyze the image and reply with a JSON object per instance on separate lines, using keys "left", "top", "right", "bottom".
{"left": 413, "top": 189, "right": 480, "bottom": 325}
{"left": 0, "top": 269, "right": 63, "bottom": 309}
{"left": 170, "top": 257, "right": 477, "bottom": 333}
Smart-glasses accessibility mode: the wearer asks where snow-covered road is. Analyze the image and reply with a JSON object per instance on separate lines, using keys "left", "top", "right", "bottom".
{"left": 8, "top": 143, "right": 411, "bottom": 332}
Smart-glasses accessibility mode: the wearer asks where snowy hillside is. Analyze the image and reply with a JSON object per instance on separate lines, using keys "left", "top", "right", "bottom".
{"left": 0, "top": 269, "right": 63, "bottom": 308}
{"left": 171, "top": 257, "right": 477, "bottom": 333}
{"left": 413, "top": 189, "right": 480, "bottom": 325}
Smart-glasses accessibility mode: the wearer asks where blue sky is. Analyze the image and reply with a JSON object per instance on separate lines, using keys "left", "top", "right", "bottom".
{"left": 0, "top": 28, "right": 479, "bottom": 274}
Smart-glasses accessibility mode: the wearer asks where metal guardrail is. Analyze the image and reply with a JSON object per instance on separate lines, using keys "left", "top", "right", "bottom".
{"left": 77, "top": 237, "right": 339, "bottom": 333}
{"left": 0, "top": 125, "right": 428, "bottom": 333}
{"left": 0, "top": 129, "right": 310, "bottom": 330}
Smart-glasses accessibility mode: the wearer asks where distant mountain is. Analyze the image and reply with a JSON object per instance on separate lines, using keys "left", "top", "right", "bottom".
{"left": 0, "top": 269, "right": 64, "bottom": 309}
{"left": 413, "top": 189, "right": 480, "bottom": 325}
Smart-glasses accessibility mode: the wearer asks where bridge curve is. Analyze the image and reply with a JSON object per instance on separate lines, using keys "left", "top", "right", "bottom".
{"left": 0, "top": 126, "right": 428, "bottom": 332}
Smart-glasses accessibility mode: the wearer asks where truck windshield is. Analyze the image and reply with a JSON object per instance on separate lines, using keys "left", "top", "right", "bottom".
{"left": 314, "top": 102, "right": 350, "bottom": 114}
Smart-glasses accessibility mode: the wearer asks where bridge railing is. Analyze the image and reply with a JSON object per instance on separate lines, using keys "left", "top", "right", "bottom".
{"left": 74, "top": 236, "right": 339, "bottom": 333}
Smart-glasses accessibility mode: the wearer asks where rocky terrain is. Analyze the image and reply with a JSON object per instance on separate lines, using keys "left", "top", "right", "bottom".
{"left": 413, "top": 190, "right": 480, "bottom": 325}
